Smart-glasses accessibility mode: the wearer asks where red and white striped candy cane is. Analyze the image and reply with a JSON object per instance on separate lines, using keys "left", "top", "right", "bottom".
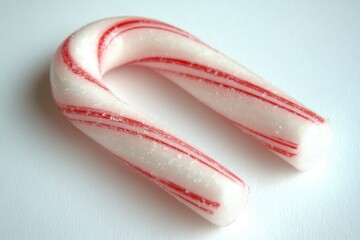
{"left": 50, "top": 17, "right": 331, "bottom": 226}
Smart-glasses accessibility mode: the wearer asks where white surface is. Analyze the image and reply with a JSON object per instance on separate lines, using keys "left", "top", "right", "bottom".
{"left": 1, "top": 0, "right": 359, "bottom": 239}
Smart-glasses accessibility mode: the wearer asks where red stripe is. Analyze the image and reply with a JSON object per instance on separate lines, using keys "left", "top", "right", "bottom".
{"left": 134, "top": 57, "right": 325, "bottom": 123}
{"left": 261, "top": 141, "right": 297, "bottom": 157}
{"left": 239, "top": 128, "right": 297, "bottom": 157}
{"left": 60, "top": 37, "right": 108, "bottom": 90}
{"left": 59, "top": 104, "right": 243, "bottom": 184}
{"left": 154, "top": 68, "right": 314, "bottom": 122}
{"left": 124, "top": 160, "right": 219, "bottom": 209}
{"left": 272, "top": 136, "right": 297, "bottom": 147}
{"left": 97, "top": 18, "right": 200, "bottom": 64}
{"left": 160, "top": 178, "right": 219, "bottom": 208}
{"left": 112, "top": 144, "right": 220, "bottom": 210}
{"left": 112, "top": 155, "right": 217, "bottom": 214}
{"left": 232, "top": 122, "right": 297, "bottom": 149}
{"left": 64, "top": 112, "right": 240, "bottom": 184}
{"left": 98, "top": 25, "right": 195, "bottom": 70}
{"left": 170, "top": 192, "right": 214, "bottom": 214}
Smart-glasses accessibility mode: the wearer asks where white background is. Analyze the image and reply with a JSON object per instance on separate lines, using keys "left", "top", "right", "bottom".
{"left": 1, "top": 0, "right": 359, "bottom": 239}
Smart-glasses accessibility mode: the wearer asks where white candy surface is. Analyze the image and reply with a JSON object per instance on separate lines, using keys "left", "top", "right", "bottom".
{"left": 51, "top": 17, "right": 331, "bottom": 226}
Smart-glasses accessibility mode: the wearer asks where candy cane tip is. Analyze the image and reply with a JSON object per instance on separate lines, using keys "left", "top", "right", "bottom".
{"left": 206, "top": 181, "right": 250, "bottom": 227}
{"left": 290, "top": 120, "right": 333, "bottom": 171}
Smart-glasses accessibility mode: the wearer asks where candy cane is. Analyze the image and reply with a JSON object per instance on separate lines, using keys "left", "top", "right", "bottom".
{"left": 50, "top": 17, "right": 332, "bottom": 226}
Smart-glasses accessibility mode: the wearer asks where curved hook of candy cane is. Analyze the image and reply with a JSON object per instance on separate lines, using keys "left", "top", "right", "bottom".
{"left": 50, "top": 16, "right": 331, "bottom": 226}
